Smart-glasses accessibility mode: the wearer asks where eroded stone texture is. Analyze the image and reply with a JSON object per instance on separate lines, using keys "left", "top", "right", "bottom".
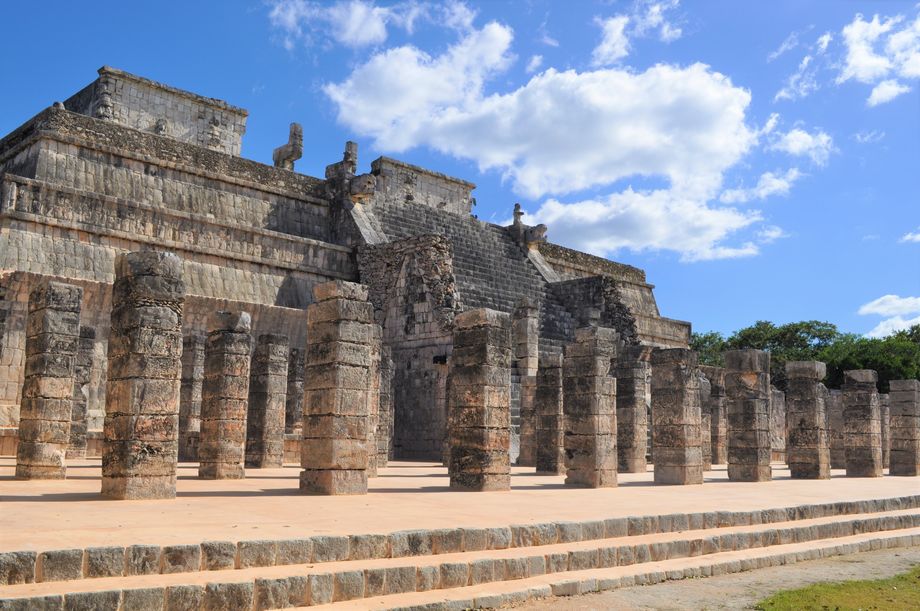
{"left": 700, "top": 366, "right": 727, "bottom": 465}
{"left": 826, "top": 389, "right": 846, "bottom": 469}
{"left": 448, "top": 308, "right": 512, "bottom": 492}
{"left": 785, "top": 361, "right": 830, "bottom": 479}
{"left": 102, "top": 252, "right": 185, "bottom": 499}
{"left": 245, "top": 333, "right": 289, "bottom": 468}
{"left": 178, "top": 333, "right": 205, "bottom": 462}
{"left": 650, "top": 349, "right": 703, "bottom": 485}
{"left": 513, "top": 298, "right": 539, "bottom": 466}
{"left": 67, "top": 326, "right": 95, "bottom": 459}
{"left": 377, "top": 344, "right": 394, "bottom": 467}
{"left": 16, "top": 281, "right": 83, "bottom": 479}
{"left": 535, "top": 352, "right": 565, "bottom": 474}
{"left": 769, "top": 386, "right": 786, "bottom": 462}
{"left": 698, "top": 372, "right": 712, "bottom": 471}
{"left": 365, "top": 324, "right": 382, "bottom": 477}
{"left": 300, "top": 281, "right": 376, "bottom": 495}
{"left": 842, "top": 369, "right": 883, "bottom": 478}
{"left": 285, "top": 348, "right": 305, "bottom": 435}
{"left": 724, "top": 349, "right": 772, "bottom": 482}
{"left": 563, "top": 327, "right": 618, "bottom": 488}
{"left": 615, "top": 345, "right": 651, "bottom": 473}
{"left": 199, "top": 311, "right": 252, "bottom": 480}
{"left": 889, "top": 379, "right": 920, "bottom": 476}
{"left": 880, "top": 393, "right": 890, "bottom": 469}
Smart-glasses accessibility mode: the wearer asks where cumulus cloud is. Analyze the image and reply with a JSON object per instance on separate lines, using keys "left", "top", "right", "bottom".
{"left": 768, "top": 128, "right": 835, "bottom": 166}
{"left": 838, "top": 13, "right": 901, "bottom": 84}
{"left": 901, "top": 227, "right": 920, "bottom": 243}
{"left": 633, "top": 0, "right": 683, "bottom": 42}
{"left": 867, "top": 79, "right": 912, "bottom": 105}
{"left": 592, "top": 16, "right": 631, "bottom": 66}
{"left": 590, "top": 1, "right": 683, "bottom": 66}
{"left": 859, "top": 294, "right": 920, "bottom": 337}
{"left": 268, "top": 0, "right": 425, "bottom": 48}
{"left": 816, "top": 32, "right": 833, "bottom": 53}
{"left": 720, "top": 169, "right": 802, "bottom": 204}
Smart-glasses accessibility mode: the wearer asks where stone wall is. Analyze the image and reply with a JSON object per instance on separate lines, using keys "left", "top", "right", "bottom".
{"left": 371, "top": 157, "right": 475, "bottom": 216}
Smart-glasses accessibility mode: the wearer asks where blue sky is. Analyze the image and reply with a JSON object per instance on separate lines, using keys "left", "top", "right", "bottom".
{"left": 1, "top": 1, "right": 918, "bottom": 338}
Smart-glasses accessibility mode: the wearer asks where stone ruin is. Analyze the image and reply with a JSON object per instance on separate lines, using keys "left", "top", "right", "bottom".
{"left": 0, "top": 67, "right": 912, "bottom": 499}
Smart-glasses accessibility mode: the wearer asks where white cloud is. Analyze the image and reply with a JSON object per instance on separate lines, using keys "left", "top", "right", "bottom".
{"left": 720, "top": 168, "right": 802, "bottom": 204}
{"left": 867, "top": 79, "right": 912, "bottom": 105}
{"left": 269, "top": 0, "right": 426, "bottom": 48}
{"left": 859, "top": 294, "right": 920, "bottom": 337}
{"left": 756, "top": 225, "right": 788, "bottom": 244}
{"left": 760, "top": 112, "right": 780, "bottom": 135}
{"left": 774, "top": 54, "right": 819, "bottom": 101}
{"left": 525, "top": 54, "right": 543, "bottom": 74}
{"left": 442, "top": 1, "right": 476, "bottom": 32}
{"left": 837, "top": 13, "right": 901, "bottom": 84}
{"left": 901, "top": 227, "right": 920, "bottom": 243}
{"left": 769, "top": 32, "right": 800, "bottom": 62}
{"left": 854, "top": 129, "right": 885, "bottom": 143}
{"left": 768, "top": 127, "right": 835, "bottom": 166}
{"left": 592, "top": 16, "right": 631, "bottom": 66}
{"left": 633, "top": 0, "right": 683, "bottom": 42}
{"left": 816, "top": 31, "right": 833, "bottom": 54}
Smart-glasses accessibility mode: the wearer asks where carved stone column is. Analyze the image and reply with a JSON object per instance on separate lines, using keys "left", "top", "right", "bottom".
{"left": 67, "top": 326, "right": 95, "bottom": 459}
{"left": 245, "top": 333, "right": 289, "bottom": 468}
{"left": 650, "top": 348, "right": 703, "bottom": 485}
{"left": 615, "top": 345, "right": 651, "bottom": 473}
{"left": 842, "top": 369, "right": 883, "bottom": 477}
{"left": 889, "top": 379, "right": 920, "bottom": 476}
{"left": 178, "top": 333, "right": 205, "bottom": 461}
{"left": 700, "top": 366, "right": 727, "bottom": 464}
{"left": 284, "top": 348, "right": 305, "bottom": 435}
{"left": 785, "top": 361, "right": 830, "bottom": 479}
{"left": 725, "top": 349, "right": 772, "bottom": 482}
{"left": 535, "top": 352, "right": 565, "bottom": 474}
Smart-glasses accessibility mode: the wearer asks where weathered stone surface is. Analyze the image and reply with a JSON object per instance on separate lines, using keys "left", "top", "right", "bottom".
{"left": 178, "top": 333, "right": 205, "bottom": 462}
{"left": 448, "top": 308, "right": 512, "bottom": 491}
{"left": 66, "top": 326, "right": 95, "bottom": 459}
{"left": 770, "top": 386, "right": 786, "bottom": 462}
{"left": 842, "top": 369, "right": 883, "bottom": 478}
{"left": 698, "top": 372, "right": 712, "bottom": 470}
{"left": 826, "top": 389, "right": 846, "bottom": 468}
{"left": 888, "top": 379, "right": 920, "bottom": 476}
{"left": 166, "top": 584, "right": 204, "bottom": 611}
{"left": 200, "top": 541, "right": 235, "bottom": 571}
{"left": 616, "top": 345, "right": 651, "bottom": 473}
{"left": 161, "top": 545, "right": 200, "bottom": 574}
{"left": 38, "top": 549, "right": 83, "bottom": 582}
{"left": 245, "top": 334, "right": 289, "bottom": 468}
{"left": 785, "top": 361, "right": 830, "bottom": 479}
{"left": 204, "top": 582, "right": 253, "bottom": 611}
{"left": 651, "top": 348, "right": 703, "bottom": 485}
{"left": 513, "top": 298, "right": 540, "bottom": 466}
{"left": 84, "top": 546, "right": 125, "bottom": 578}
{"left": 724, "top": 349, "right": 772, "bottom": 482}
{"left": 563, "top": 326, "right": 618, "bottom": 488}
{"left": 535, "top": 352, "right": 565, "bottom": 474}
{"left": 700, "top": 366, "right": 727, "bottom": 465}
{"left": 16, "top": 281, "right": 83, "bottom": 480}
{"left": 880, "top": 392, "right": 891, "bottom": 469}
{"left": 122, "top": 587, "right": 165, "bottom": 611}
{"left": 102, "top": 252, "right": 184, "bottom": 499}
{"left": 125, "top": 545, "right": 160, "bottom": 576}
{"left": 199, "top": 310, "right": 251, "bottom": 480}
{"left": 0, "top": 551, "right": 36, "bottom": 585}
{"left": 285, "top": 348, "right": 305, "bottom": 435}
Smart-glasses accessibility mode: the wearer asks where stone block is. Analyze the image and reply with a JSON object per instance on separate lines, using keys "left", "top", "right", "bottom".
{"left": 84, "top": 546, "right": 124, "bottom": 578}
{"left": 724, "top": 349, "right": 772, "bottom": 482}
{"left": 238, "top": 539, "right": 276, "bottom": 568}
{"left": 200, "top": 541, "right": 236, "bottom": 571}
{"left": 122, "top": 588, "right": 165, "bottom": 611}
{"left": 38, "top": 549, "right": 83, "bottom": 582}
{"left": 0, "top": 551, "right": 36, "bottom": 585}
{"left": 203, "top": 582, "right": 253, "bottom": 611}
{"left": 160, "top": 545, "right": 200, "bottom": 574}
{"left": 384, "top": 566, "right": 416, "bottom": 594}
{"left": 165, "top": 585, "right": 204, "bottom": 611}
{"left": 124, "top": 545, "right": 160, "bottom": 576}
{"left": 276, "top": 538, "right": 312, "bottom": 565}
{"left": 63, "top": 590, "right": 120, "bottom": 610}
{"left": 416, "top": 565, "right": 439, "bottom": 591}
{"left": 311, "top": 535, "right": 350, "bottom": 563}
{"left": 349, "top": 534, "right": 389, "bottom": 560}
{"left": 308, "top": 573, "right": 334, "bottom": 605}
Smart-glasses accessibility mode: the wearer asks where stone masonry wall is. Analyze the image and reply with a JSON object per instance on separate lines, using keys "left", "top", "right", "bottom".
{"left": 842, "top": 369, "right": 883, "bottom": 478}
{"left": 724, "top": 349, "right": 772, "bottom": 482}
{"left": 650, "top": 348, "right": 703, "bottom": 486}
{"left": 371, "top": 157, "right": 475, "bottom": 216}
{"left": 889, "top": 379, "right": 920, "bottom": 476}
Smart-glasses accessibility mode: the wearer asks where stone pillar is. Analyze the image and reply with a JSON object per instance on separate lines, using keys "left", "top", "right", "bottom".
{"left": 199, "top": 311, "right": 252, "bottom": 480}
{"left": 769, "top": 386, "right": 786, "bottom": 463}
{"left": 67, "top": 326, "right": 95, "bottom": 459}
{"left": 615, "top": 345, "right": 651, "bottom": 473}
{"left": 512, "top": 299, "right": 539, "bottom": 466}
{"left": 826, "top": 389, "right": 846, "bottom": 469}
{"left": 563, "top": 326, "right": 618, "bottom": 488}
{"left": 784, "top": 361, "right": 830, "bottom": 479}
{"left": 700, "top": 366, "right": 727, "bottom": 464}
{"left": 15, "top": 281, "right": 83, "bottom": 480}
{"left": 880, "top": 393, "right": 890, "bottom": 469}
{"left": 285, "top": 348, "right": 305, "bottom": 435}
{"left": 724, "top": 349, "right": 772, "bottom": 482}
{"left": 178, "top": 333, "right": 205, "bottom": 462}
{"left": 366, "top": 325, "right": 381, "bottom": 477}
{"left": 102, "top": 252, "right": 185, "bottom": 499}
{"left": 378, "top": 344, "right": 394, "bottom": 466}
{"left": 698, "top": 372, "right": 712, "bottom": 471}
{"left": 842, "top": 369, "right": 883, "bottom": 477}
{"left": 535, "top": 352, "right": 565, "bottom": 474}
{"left": 650, "top": 348, "right": 703, "bottom": 485}
{"left": 245, "top": 333, "right": 289, "bottom": 468}
{"left": 300, "top": 281, "right": 376, "bottom": 495}
{"left": 889, "top": 379, "right": 920, "bottom": 476}
{"left": 447, "top": 308, "right": 512, "bottom": 491}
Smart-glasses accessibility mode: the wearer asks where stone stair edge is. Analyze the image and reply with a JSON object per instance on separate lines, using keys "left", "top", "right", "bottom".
{"left": 1, "top": 493, "right": 918, "bottom": 588}
{"left": 2, "top": 508, "right": 919, "bottom": 608}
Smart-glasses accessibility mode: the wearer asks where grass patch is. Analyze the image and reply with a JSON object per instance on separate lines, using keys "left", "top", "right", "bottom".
{"left": 755, "top": 564, "right": 920, "bottom": 610}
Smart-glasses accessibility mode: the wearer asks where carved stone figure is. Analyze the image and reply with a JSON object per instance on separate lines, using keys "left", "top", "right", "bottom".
{"left": 272, "top": 122, "right": 303, "bottom": 171}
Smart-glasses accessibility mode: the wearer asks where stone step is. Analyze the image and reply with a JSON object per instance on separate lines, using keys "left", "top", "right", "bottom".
{"left": 318, "top": 527, "right": 920, "bottom": 611}
{"left": 2, "top": 508, "right": 917, "bottom": 609}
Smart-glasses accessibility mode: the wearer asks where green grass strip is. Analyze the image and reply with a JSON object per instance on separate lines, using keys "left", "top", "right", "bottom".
{"left": 755, "top": 565, "right": 920, "bottom": 610}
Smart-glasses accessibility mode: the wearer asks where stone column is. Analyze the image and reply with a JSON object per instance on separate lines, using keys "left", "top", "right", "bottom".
{"left": 300, "top": 281, "right": 376, "bottom": 495}
{"left": 15, "top": 281, "right": 83, "bottom": 480}
{"left": 880, "top": 393, "right": 890, "bottom": 469}
{"left": 770, "top": 386, "right": 786, "bottom": 463}
{"left": 67, "top": 326, "right": 95, "bottom": 459}
{"left": 199, "top": 311, "right": 252, "bottom": 480}
{"left": 724, "top": 349, "right": 772, "bottom": 482}
{"left": 447, "top": 308, "right": 512, "bottom": 491}
{"left": 826, "top": 389, "right": 846, "bottom": 469}
{"left": 377, "top": 344, "right": 394, "bottom": 467}
{"left": 366, "top": 325, "right": 381, "bottom": 477}
{"left": 698, "top": 372, "right": 712, "bottom": 471}
{"left": 102, "top": 252, "right": 185, "bottom": 499}
{"left": 285, "top": 348, "right": 305, "bottom": 435}
{"left": 889, "top": 379, "right": 920, "bottom": 476}
{"left": 842, "top": 369, "right": 882, "bottom": 477}
{"left": 512, "top": 299, "right": 539, "bottom": 466}
{"left": 245, "top": 333, "right": 289, "bottom": 468}
{"left": 535, "top": 352, "right": 565, "bottom": 474}
{"left": 700, "top": 366, "right": 727, "bottom": 464}
{"left": 615, "top": 345, "right": 651, "bottom": 473}
{"left": 650, "top": 348, "right": 703, "bottom": 485}
{"left": 784, "top": 361, "right": 830, "bottom": 479}
{"left": 563, "top": 326, "right": 618, "bottom": 488}
{"left": 178, "top": 333, "right": 205, "bottom": 462}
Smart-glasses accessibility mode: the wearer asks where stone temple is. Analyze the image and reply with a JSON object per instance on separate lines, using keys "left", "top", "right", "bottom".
{"left": 0, "top": 66, "right": 689, "bottom": 462}
{"left": 2, "top": 68, "right": 918, "bottom": 610}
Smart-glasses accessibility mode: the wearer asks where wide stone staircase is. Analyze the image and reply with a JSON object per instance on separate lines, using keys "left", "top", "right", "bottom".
{"left": 2, "top": 495, "right": 919, "bottom": 610}
{"left": 371, "top": 201, "right": 575, "bottom": 355}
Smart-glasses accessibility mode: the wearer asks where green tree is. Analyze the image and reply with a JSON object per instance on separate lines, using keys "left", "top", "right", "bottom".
{"left": 690, "top": 331, "right": 726, "bottom": 366}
